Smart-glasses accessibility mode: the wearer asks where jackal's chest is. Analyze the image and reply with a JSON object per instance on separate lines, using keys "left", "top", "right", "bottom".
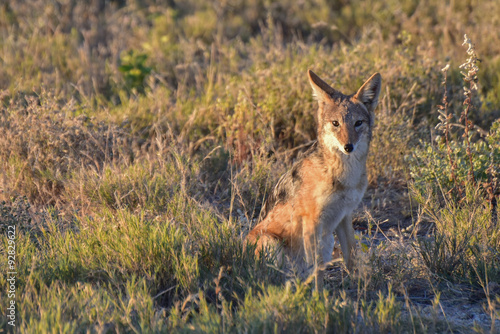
{"left": 290, "top": 154, "right": 367, "bottom": 226}
{"left": 314, "top": 172, "right": 367, "bottom": 224}
{"left": 330, "top": 183, "right": 365, "bottom": 209}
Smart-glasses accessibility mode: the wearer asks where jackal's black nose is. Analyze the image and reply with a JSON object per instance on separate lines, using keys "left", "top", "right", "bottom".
{"left": 344, "top": 144, "right": 354, "bottom": 153}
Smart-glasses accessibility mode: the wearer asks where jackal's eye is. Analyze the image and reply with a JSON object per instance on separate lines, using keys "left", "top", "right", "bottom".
{"left": 355, "top": 120, "right": 363, "bottom": 127}
{"left": 332, "top": 121, "right": 340, "bottom": 127}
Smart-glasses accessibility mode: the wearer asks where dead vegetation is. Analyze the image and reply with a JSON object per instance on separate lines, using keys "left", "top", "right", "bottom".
{"left": 1, "top": 0, "right": 499, "bottom": 332}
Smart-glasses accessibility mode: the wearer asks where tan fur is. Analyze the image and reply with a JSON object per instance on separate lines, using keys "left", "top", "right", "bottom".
{"left": 246, "top": 70, "right": 382, "bottom": 290}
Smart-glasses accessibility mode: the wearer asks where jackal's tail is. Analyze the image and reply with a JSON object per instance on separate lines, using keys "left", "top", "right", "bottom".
{"left": 245, "top": 230, "right": 283, "bottom": 261}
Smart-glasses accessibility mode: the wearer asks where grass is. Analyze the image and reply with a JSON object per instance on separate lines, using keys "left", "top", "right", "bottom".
{"left": 1, "top": 0, "right": 500, "bottom": 332}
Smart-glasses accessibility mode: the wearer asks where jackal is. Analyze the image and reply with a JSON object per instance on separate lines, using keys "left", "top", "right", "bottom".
{"left": 246, "top": 70, "right": 381, "bottom": 289}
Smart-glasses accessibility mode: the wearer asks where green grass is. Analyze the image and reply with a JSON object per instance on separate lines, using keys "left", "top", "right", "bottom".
{"left": 1, "top": 0, "right": 500, "bottom": 332}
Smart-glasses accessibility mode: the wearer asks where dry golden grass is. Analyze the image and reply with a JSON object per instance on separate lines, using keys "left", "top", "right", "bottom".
{"left": 1, "top": 0, "right": 499, "bottom": 332}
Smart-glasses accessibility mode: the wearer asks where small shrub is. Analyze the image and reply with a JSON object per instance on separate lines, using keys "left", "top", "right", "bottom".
{"left": 409, "top": 35, "right": 500, "bottom": 284}
{"left": 119, "top": 50, "right": 152, "bottom": 94}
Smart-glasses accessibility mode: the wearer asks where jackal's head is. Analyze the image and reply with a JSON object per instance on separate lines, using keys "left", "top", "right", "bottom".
{"left": 308, "top": 70, "right": 381, "bottom": 156}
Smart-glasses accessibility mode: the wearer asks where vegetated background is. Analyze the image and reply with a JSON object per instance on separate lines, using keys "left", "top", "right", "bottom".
{"left": 0, "top": 0, "right": 499, "bottom": 332}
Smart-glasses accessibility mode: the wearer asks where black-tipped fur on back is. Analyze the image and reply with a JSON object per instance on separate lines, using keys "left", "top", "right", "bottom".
{"left": 258, "top": 143, "right": 318, "bottom": 222}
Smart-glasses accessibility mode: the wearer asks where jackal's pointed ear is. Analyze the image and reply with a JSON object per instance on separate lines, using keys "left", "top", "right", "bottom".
{"left": 308, "top": 70, "right": 338, "bottom": 101}
{"left": 354, "top": 73, "right": 382, "bottom": 113}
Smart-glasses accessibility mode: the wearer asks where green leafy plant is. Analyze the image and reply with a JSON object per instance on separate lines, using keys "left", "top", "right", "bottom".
{"left": 409, "top": 35, "right": 500, "bottom": 287}
{"left": 119, "top": 50, "right": 152, "bottom": 94}
{"left": 409, "top": 35, "right": 499, "bottom": 216}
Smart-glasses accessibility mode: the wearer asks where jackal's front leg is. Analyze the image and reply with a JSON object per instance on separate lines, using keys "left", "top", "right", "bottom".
{"left": 302, "top": 221, "right": 322, "bottom": 264}
{"left": 335, "top": 213, "right": 356, "bottom": 272}
{"left": 302, "top": 221, "right": 324, "bottom": 290}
